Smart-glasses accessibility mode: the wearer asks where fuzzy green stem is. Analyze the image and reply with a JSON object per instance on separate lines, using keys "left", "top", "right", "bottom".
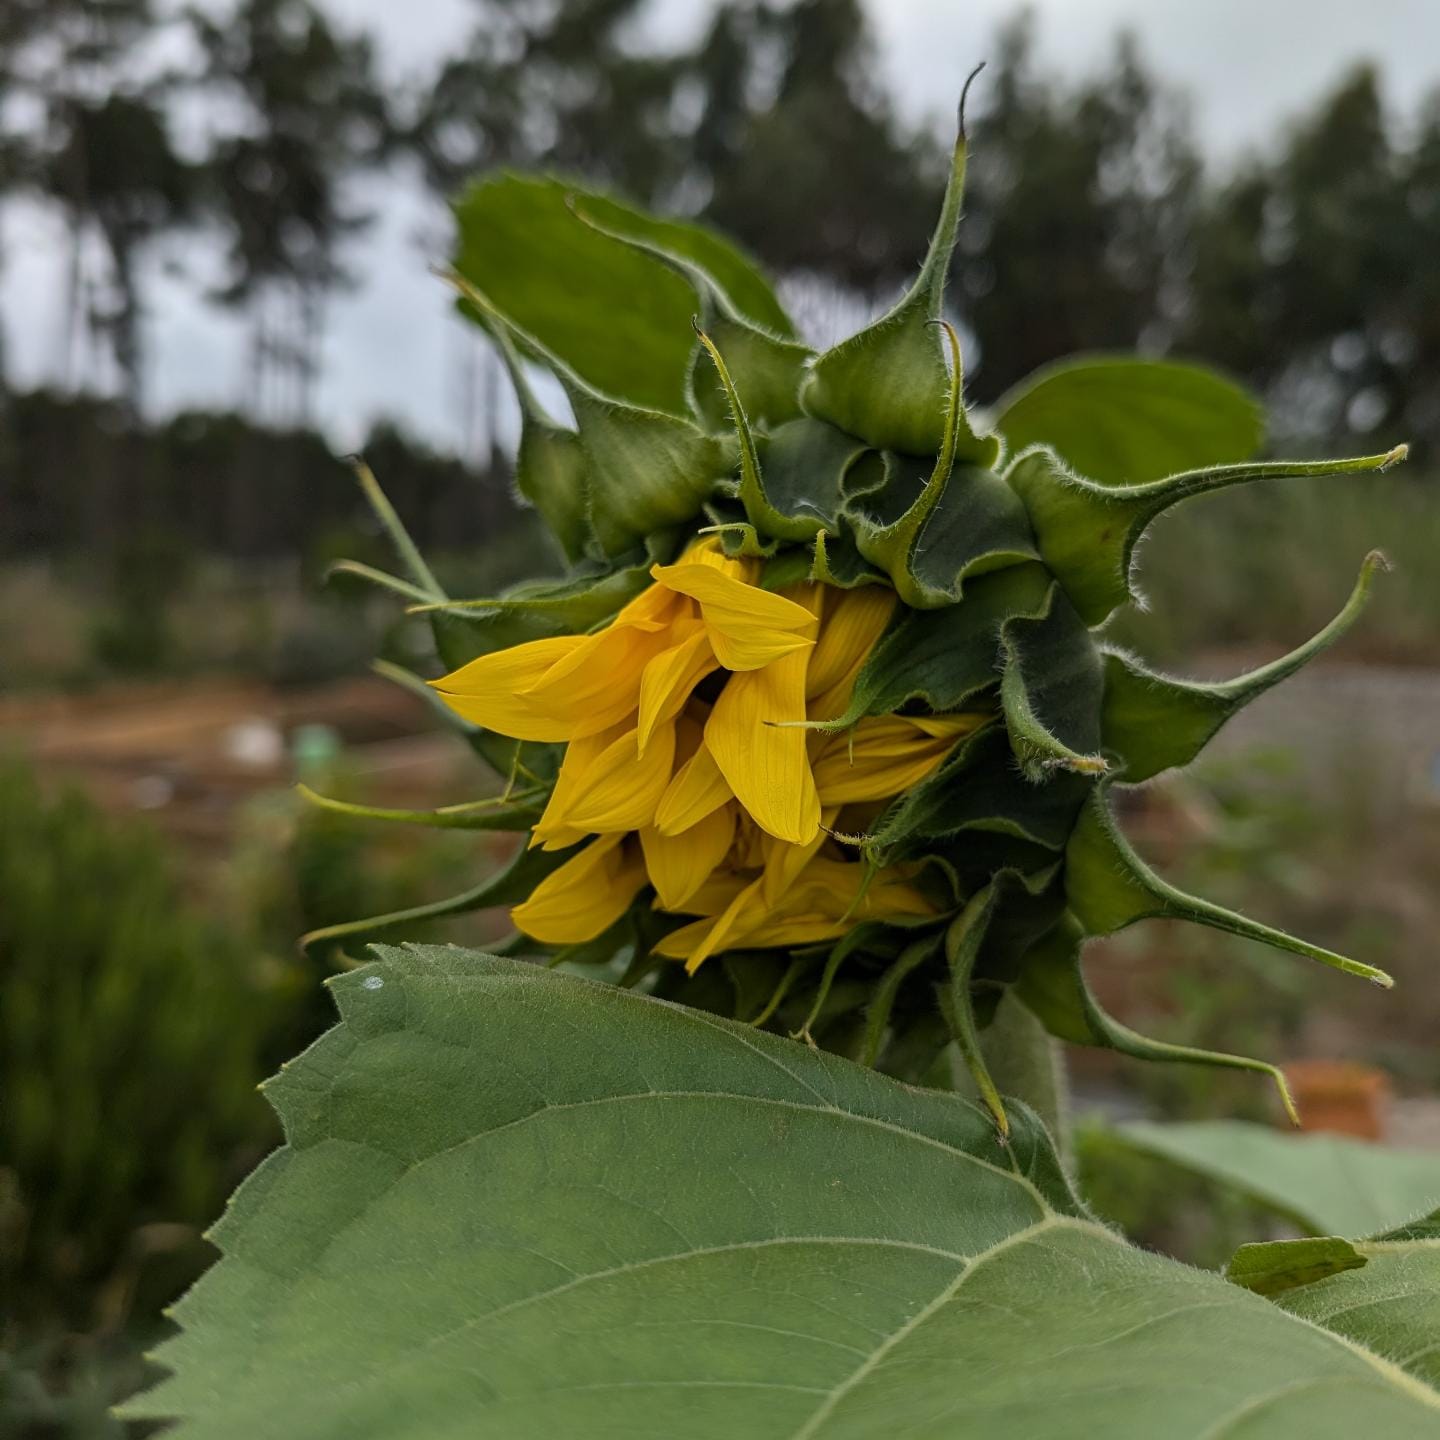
{"left": 981, "top": 992, "right": 1073, "bottom": 1166}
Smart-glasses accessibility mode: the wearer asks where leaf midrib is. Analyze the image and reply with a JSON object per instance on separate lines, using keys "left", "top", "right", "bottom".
{"left": 377, "top": 1088, "right": 1053, "bottom": 1209}
{"left": 270, "top": 1234, "right": 974, "bottom": 1425}
{"left": 784, "top": 1213, "right": 1440, "bottom": 1438}
{"left": 786, "top": 1215, "right": 1071, "bottom": 1439}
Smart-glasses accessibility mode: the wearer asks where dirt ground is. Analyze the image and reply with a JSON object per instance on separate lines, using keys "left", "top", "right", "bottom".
{"left": 0, "top": 675, "right": 463, "bottom": 854}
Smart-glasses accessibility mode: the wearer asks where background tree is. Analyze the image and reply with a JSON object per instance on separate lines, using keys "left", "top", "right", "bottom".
{"left": 700, "top": 0, "right": 938, "bottom": 296}
{"left": 961, "top": 16, "right": 1200, "bottom": 398}
{"left": 190, "top": 0, "right": 389, "bottom": 424}
{"left": 45, "top": 92, "right": 193, "bottom": 412}
{"left": 4, "top": 0, "right": 1440, "bottom": 500}
{"left": 4, "top": 0, "right": 189, "bottom": 411}
{"left": 1185, "top": 66, "right": 1413, "bottom": 443}
{"left": 409, "top": 0, "right": 687, "bottom": 207}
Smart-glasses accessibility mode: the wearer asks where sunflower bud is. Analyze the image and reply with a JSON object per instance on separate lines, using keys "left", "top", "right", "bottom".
{"left": 320, "top": 96, "right": 1406, "bottom": 1132}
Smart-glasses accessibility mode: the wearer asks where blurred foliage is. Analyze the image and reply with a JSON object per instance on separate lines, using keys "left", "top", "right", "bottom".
{"left": 1075, "top": 1119, "right": 1290, "bottom": 1270}
{"left": 189, "top": 0, "right": 389, "bottom": 422}
{"left": 5, "top": 0, "right": 1440, "bottom": 450}
{"left": 0, "top": 757, "right": 511, "bottom": 1428}
{"left": 1113, "top": 473, "right": 1440, "bottom": 667}
{"left": 227, "top": 773, "right": 497, "bottom": 1056}
{"left": 0, "top": 764, "right": 277, "bottom": 1339}
{"left": 0, "top": 390, "right": 519, "bottom": 564}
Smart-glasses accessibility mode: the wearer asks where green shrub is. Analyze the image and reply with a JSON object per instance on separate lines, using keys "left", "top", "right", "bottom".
{"left": 0, "top": 764, "right": 277, "bottom": 1336}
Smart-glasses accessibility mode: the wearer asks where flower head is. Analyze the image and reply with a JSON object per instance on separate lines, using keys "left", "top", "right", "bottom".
{"left": 314, "top": 93, "right": 1405, "bottom": 1128}
{"left": 432, "top": 540, "right": 978, "bottom": 970}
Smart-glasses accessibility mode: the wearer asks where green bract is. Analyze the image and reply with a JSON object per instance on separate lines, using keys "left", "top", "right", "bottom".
{"left": 318, "top": 111, "right": 1406, "bottom": 1129}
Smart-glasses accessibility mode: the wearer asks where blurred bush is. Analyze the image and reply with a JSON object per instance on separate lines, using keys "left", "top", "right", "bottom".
{"left": 1112, "top": 473, "right": 1440, "bottom": 667}
{"left": 227, "top": 776, "right": 498, "bottom": 1059}
{"left": 1075, "top": 1120, "right": 1290, "bottom": 1269}
{"left": 0, "top": 764, "right": 280, "bottom": 1341}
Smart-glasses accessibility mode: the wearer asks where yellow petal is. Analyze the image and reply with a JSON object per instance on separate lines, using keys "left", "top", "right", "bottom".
{"left": 654, "top": 737, "right": 733, "bottom": 835}
{"left": 511, "top": 834, "right": 647, "bottom": 944}
{"left": 639, "top": 804, "right": 736, "bottom": 910}
{"left": 790, "top": 857, "right": 936, "bottom": 922}
{"left": 636, "top": 626, "right": 717, "bottom": 753}
{"left": 652, "top": 853, "right": 937, "bottom": 962}
{"left": 667, "top": 867, "right": 751, "bottom": 916}
{"left": 805, "top": 585, "right": 898, "bottom": 720}
{"left": 530, "top": 722, "right": 626, "bottom": 849}
{"left": 731, "top": 813, "right": 769, "bottom": 869}
{"left": 558, "top": 722, "right": 677, "bottom": 834}
{"left": 676, "top": 876, "right": 767, "bottom": 972}
{"left": 652, "top": 559, "right": 817, "bottom": 671}
{"left": 612, "top": 576, "right": 692, "bottom": 627}
{"left": 754, "top": 858, "right": 936, "bottom": 940}
{"left": 719, "top": 912, "right": 850, "bottom": 950}
{"left": 907, "top": 713, "right": 990, "bottom": 738}
{"left": 706, "top": 637, "right": 820, "bottom": 845}
{"left": 428, "top": 635, "right": 586, "bottom": 740}
{"left": 520, "top": 621, "right": 679, "bottom": 739}
{"left": 811, "top": 715, "right": 975, "bottom": 806}
{"left": 859, "top": 871, "right": 938, "bottom": 922}
{"left": 677, "top": 535, "right": 752, "bottom": 576}
{"left": 758, "top": 808, "right": 837, "bottom": 908}
{"left": 651, "top": 915, "right": 727, "bottom": 963}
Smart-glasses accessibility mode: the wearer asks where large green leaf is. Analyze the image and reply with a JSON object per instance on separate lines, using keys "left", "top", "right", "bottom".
{"left": 1118, "top": 1121, "right": 1440, "bottom": 1238}
{"left": 453, "top": 175, "right": 791, "bottom": 416}
{"left": 138, "top": 951, "right": 1440, "bottom": 1438}
{"left": 452, "top": 272, "right": 726, "bottom": 556}
{"left": 575, "top": 190, "right": 796, "bottom": 340}
{"left": 992, "top": 357, "right": 1263, "bottom": 486}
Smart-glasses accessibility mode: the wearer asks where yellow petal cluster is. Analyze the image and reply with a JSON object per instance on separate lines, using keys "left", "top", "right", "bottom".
{"left": 430, "top": 539, "right": 986, "bottom": 970}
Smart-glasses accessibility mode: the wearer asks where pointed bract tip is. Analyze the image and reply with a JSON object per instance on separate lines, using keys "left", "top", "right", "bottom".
{"left": 1043, "top": 752, "right": 1110, "bottom": 777}
{"left": 1362, "top": 548, "right": 1393, "bottom": 575}
{"left": 691, "top": 314, "right": 706, "bottom": 337}
{"left": 1274, "top": 1072, "right": 1302, "bottom": 1128}
{"left": 957, "top": 61, "right": 987, "bottom": 140}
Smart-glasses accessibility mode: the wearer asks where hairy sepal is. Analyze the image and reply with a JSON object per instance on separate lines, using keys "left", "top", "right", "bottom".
{"left": 800, "top": 126, "right": 998, "bottom": 464}
{"left": 1014, "top": 915, "right": 1300, "bottom": 1123}
{"left": 1100, "top": 551, "right": 1387, "bottom": 781}
{"left": 1006, "top": 443, "right": 1408, "bottom": 627}
{"left": 1065, "top": 788, "right": 1393, "bottom": 987}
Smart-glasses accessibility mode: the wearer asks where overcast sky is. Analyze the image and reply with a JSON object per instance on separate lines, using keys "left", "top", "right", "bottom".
{"left": 3, "top": 0, "right": 1435, "bottom": 455}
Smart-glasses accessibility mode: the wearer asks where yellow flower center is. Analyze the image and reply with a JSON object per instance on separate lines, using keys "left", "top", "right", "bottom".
{"left": 429, "top": 538, "right": 986, "bottom": 969}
